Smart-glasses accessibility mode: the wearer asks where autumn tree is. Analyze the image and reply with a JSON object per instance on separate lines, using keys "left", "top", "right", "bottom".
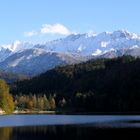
{"left": 32, "top": 94, "right": 37, "bottom": 109}
{"left": 0, "top": 80, "right": 15, "bottom": 114}
{"left": 43, "top": 94, "right": 50, "bottom": 110}
{"left": 49, "top": 95, "right": 56, "bottom": 110}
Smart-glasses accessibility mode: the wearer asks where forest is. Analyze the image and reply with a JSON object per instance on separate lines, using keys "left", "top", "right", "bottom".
{"left": 1, "top": 56, "right": 140, "bottom": 113}
{"left": 9, "top": 56, "right": 140, "bottom": 113}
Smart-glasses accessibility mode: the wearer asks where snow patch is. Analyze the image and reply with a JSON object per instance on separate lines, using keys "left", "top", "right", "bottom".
{"left": 86, "top": 31, "right": 97, "bottom": 38}
{"left": 129, "top": 45, "right": 139, "bottom": 49}
{"left": 101, "top": 41, "right": 110, "bottom": 48}
{"left": 77, "top": 44, "right": 86, "bottom": 52}
{"left": 110, "top": 48, "right": 115, "bottom": 51}
{"left": 33, "top": 48, "right": 46, "bottom": 56}
{"left": 3, "top": 40, "right": 22, "bottom": 52}
{"left": 92, "top": 49, "right": 102, "bottom": 56}
{"left": 9, "top": 56, "right": 25, "bottom": 67}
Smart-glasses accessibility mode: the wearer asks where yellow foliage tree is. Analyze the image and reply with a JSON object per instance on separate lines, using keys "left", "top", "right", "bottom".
{"left": 0, "top": 80, "right": 15, "bottom": 114}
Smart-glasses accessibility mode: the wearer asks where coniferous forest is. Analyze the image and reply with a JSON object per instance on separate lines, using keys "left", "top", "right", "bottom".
{"left": 3, "top": 56, "right": 139, "bottom": 113}
{"left": 1, "top": 56, "right": 140, "bottom": 113}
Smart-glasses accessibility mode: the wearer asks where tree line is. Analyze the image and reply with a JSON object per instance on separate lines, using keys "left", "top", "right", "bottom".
{"left": 2, "top": 56, "right": 140, "bottom": 113}
{"left": 11, "top": 56, "right": 140, "bottom": 113}
{"left": 14, "top": 94, "right": 56, "bottom": 111}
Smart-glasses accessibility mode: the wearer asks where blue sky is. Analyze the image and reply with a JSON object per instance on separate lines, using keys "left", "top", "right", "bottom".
{"left": 0, "top": 0, "right": 140, "bottom": 44}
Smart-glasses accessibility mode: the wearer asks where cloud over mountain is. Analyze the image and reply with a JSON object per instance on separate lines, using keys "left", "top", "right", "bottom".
{"left": 1, "top": 30, "right": 140, "bottom": 76}
{"left": 24, "top": 23, "right": 72, "bottom": 37}
{"left": 40, "top": 23, "right": 72, "bottom": 35}
{"left": 24, "top": 31, "right": 38, "bottom": 37}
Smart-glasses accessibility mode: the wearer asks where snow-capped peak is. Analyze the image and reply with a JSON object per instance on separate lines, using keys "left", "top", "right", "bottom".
{"left": 0, "top": 29, "right": 140, "bottom": 63}
{"left": 10, "top": 40, "right": 21, "bottom": 51}
{"left": 1, "top": 40, "right": 21, "bottom": 52}
{"left": 129, "top": 45, "right": 139, "bottom": 49}
{"left": 92, "top": 49, "right": 102, "bottom": 56}
{"left": 85, "top": 31, "right": 97, "bottom": 38}
{"left": 1, "top": 29, "right": 140, "bottom": 75}
{"left": 1, "top": 40, "right": 35, "bottom": 53}
{"left": 112, "top": 29, "right": 139, "bottom": 39}
{"left": 34, "top": 29, "right": 140, "bottom": 56}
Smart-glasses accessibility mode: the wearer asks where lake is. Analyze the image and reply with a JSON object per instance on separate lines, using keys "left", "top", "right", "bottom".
{"left": 0, "top": 115, "right": 140, "bottom": 140}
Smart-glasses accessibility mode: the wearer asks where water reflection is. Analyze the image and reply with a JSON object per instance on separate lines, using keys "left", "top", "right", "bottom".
{"left": 0, "top": 125, "right": 140, "bottom": 140}
{"left": 0, "top": 127, "right": 12, "bottom": 140}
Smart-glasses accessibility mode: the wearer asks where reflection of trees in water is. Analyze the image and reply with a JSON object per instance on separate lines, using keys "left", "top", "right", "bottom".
{"left": 0, "top": 126, "right": 57, "bottom": 140}
{"left": 0, "top": 125, "right": 128, "bottom": 140}
{"left": 0, "top": 125, "right": 135, "bottom": 140}
{"left": 0, "top": 127, "right": 12, "bottom": 140}
{"left": 13, "top": 126, "right": 57, "bottom": 134}
{"left": 11, "top": 125, "right": 91, "bottom": 140}
{"left": 12, "top": 126, "right": 58, "bottom": 140}
{"left": 0, "top": 125, "right": 94, "bottom": 140}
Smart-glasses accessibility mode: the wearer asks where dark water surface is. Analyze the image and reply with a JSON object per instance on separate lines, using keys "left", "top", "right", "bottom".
{"left": 0, "top": 115, "right": 140, "bottom": 140}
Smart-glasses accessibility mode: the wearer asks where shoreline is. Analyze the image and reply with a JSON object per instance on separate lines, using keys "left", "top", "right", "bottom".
{"left": 13, "top": 110, "right": 56, "bottom": 115}
{"left": 12, "top": 111, "right": 140, "bottom": 115}
{"left": 2, "top": 110, "right": 140, "bottom": 115}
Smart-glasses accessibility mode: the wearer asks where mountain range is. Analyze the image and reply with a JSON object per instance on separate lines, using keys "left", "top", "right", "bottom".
{"left": 1, "top": 30, "right": 140, "bottom": 75}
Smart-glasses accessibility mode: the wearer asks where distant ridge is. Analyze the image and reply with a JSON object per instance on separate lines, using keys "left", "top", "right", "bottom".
{"left": 1, "top": 30, "right": 140, "bottom": 75}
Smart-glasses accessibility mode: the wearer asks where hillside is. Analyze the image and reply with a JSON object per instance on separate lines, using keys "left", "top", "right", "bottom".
{"left": 0, "top": 71, "right": 29, "bottom": 83}
{"left": 11, "top": 56, "right": 140, "bottom": 112}
{"left": 0, "top": 48, "right": 85, "bottom": 76}
{"left": 1, "top": 30, "right": 140, "bottom": 76}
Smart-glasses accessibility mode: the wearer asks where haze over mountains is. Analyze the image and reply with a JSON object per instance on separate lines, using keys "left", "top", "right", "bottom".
{"left": 1, "top": 30, "right": 140, "bottom": 75}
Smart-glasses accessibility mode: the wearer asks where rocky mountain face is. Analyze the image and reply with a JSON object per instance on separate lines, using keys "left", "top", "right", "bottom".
{"left": 1, "top": 30, "right": 140, "bottom": 75}
{"left": 0, "top": 48, "right": 84, "bottom": 76}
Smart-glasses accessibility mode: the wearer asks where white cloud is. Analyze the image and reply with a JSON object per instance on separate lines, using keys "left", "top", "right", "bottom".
{"left": 40, "top": 23, "right": 71, "bottom": 35}
{"left": 24, "top": 23, "right": 72, "bottom": 37}
{"left": 24, "top": 31, "right": 37, "bottom": 37}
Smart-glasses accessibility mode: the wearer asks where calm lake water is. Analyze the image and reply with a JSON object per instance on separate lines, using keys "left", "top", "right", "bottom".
{"left": 0, "top": 115, "right": 140, "bottom": 140}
